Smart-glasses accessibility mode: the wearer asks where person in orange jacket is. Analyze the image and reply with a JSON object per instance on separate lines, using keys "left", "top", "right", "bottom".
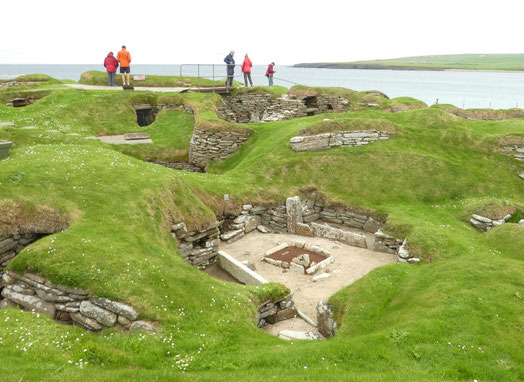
{"left": 117, "top": 45, "right": 132, "bottom": 86}
{"left": 241, "top": 54, "right": 253, "bottom": 87}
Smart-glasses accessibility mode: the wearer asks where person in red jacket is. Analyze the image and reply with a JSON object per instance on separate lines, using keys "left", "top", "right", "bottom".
{"left": 241, "top": 54, "right": 253, "bottom": 87}
{"left": 265, "top": 62, "right": 275, "bottom": 86}
{"left": 103, "top": 52, "right": 119, "bottom": 86}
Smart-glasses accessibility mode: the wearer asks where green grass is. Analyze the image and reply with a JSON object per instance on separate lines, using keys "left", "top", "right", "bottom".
{"left": 79, "top": 70, "right": 225, "bottom": 88}
{"left": 294, "top": 53, "right": 524, "bottom": 71}
{"left": 0, "top": 77, "right": 523, "bottom": 381}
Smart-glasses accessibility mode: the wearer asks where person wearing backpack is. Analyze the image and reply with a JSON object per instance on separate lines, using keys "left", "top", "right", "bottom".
{"left": 103, "top": 52, "right": 119, "bottom": 86}
{"left": 265, "top": 62, "right": 275, "bottom": 86}
{"left": 241, "top": 54, "right": 253, "bottom": 87}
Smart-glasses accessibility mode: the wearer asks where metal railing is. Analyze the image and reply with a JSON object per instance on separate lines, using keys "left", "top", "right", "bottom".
{"left": 179, "top": 64, "right": 303, "bottom": 92}
{"left": 179, "top": 64, "right": 242, "bottom": 92}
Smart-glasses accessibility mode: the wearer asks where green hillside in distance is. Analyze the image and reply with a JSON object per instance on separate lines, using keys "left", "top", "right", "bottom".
{"left": 294, "top": 53, "right": 524, "bottom": 71}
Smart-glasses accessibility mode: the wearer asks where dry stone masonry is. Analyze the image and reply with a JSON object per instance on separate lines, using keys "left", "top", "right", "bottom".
{"left": 290, "top": 130, "right": 392, "bottom": 152}
{"left": 216, "top": 93, "right": 349, "bottom": 123}
{"left": 171, "top": 222, "right": 220, "bottom": 269}
{"left": 0, "top": 271, "right": 153, "bottom": 332}
{"left": 257, "top": 294, "right": 297, "bottom": 328}
{"left": 188, "top": 126, "right": 251, "bottom": 169}
{"left": 469, "top": 213, "right": 512, "bottom": 232}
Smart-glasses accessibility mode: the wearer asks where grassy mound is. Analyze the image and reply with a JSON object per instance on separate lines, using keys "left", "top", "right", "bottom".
{"left": 0, "top": 75, "right": 523, "bottom": 381}
{"left": 79, "top": 71, "right": 224, "bottom": 88}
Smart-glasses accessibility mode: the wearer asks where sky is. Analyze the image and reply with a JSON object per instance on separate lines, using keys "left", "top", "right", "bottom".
{"left": 1, "top": 0, "right": 524, "bottom": 65}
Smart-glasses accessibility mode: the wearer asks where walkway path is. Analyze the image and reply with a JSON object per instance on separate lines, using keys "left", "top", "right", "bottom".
{"left": 65, "top": 83, "right": 190, "bottom": 93}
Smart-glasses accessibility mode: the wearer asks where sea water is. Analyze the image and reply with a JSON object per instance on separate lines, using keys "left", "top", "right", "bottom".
{"left": 1, "top": 64, "right": 524, "bottom": 109}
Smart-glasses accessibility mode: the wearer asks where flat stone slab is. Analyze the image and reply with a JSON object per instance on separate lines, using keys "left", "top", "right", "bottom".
{"left": 85, "top": 135, "right": 153, "bottom": 144}
{"left": 278, "top": 330, "right": 322, "bottom": 340}
{"left": 124, "top": 132, "right": 150, "bottom": 140}
{"left": 19, "top": 126, "right": 38, "bottom": 130}
{"left": 0, "top": 122, "right": 15, "bottom": 127}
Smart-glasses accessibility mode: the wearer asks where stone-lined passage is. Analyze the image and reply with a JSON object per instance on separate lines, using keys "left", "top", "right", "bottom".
{"left": 290, "top": 130, "right": 391, "bottom": 152}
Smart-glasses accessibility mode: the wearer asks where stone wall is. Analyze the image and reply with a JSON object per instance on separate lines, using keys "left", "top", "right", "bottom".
{"left": 502, "top": 145, "right": 524, "bottom": 162}
{"left": 171, "top": 222, "right": 220, "bottom": 269}
{"left": 257, "top": 294, "right": 296, "bottom": 328}
{"left": 0, "top": 271, "right": 154, "bottom": 332}
{"left": 290, "top": 130, "right": 391, "bottom": 152}
{"left": 188, "top": 127, "right": 251, "bottom": 168}
{"left": 0, "top": 233, "right": 42, "bottom": 272}
{"left": 216, "top": 93, "right": 349, "bottom": 123}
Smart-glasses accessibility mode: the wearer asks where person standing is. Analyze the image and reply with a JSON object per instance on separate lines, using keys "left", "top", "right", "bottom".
{"left": 241, "top": 54, "right": 253, "bottom": 87}
{"left": 224, "top": 50, "right": 235, "bottom": 87}
{"left": 103, "top": 52, "right": 119, "bottom": 86}
{"left": 117, "top": 45, "right": 132, "bottom": 86}
{"left": 265, "top": 62, "right": 275, "bottom": 86}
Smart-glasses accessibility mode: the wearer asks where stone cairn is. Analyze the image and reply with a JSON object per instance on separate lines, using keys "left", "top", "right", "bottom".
{"left": 256, "top": 294, "right": 296, "bottom": 328}
{"left": 188, "top": 126, "right": 251, "bottom": 169}
{"left": 469, "top": 213, "right": 512, "bottom": 232}
{"left": 216, "top": 93, "right": 348, "bottom": 124}
{"left": 290, "top": 130, "right": 392, "bottom": 152}
{"left": 0, "top": 271, "right": 154, "bottom": 332}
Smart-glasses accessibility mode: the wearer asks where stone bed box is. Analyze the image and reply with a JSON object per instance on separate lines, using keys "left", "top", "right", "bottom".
{"left": 0, "top": 142, "right": 13, "bottom": 159}
{"left": 263, "top": 241, "right": 334, "bottom": 275}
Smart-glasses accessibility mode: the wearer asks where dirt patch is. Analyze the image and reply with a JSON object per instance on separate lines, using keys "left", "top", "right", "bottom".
{"left": 220, "top": 232, "right": 397, "bottom": 322}
{"left": 0, "top": 203, "right": 70, "bottom": 241}
{"left": 267, "top": 247, "right": 327, "bottom": 267}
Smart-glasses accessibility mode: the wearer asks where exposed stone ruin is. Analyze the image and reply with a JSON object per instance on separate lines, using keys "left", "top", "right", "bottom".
{"left": 216, "top": 92, "right": 349, "bottom": 123}
{"left": 290, "top": 130, "right": 392, "bottom": 152}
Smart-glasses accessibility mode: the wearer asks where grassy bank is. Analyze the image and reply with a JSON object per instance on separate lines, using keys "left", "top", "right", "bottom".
{"left": 294, "top": 53, "right": 524, "bottom": 71}
{"left": 0, "top": 77, "right": 523, "bottom": 381}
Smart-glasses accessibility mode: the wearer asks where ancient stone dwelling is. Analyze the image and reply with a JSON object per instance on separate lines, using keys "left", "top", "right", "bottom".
{"left": 216, "top": 92, "right": 349, "bottom": 123}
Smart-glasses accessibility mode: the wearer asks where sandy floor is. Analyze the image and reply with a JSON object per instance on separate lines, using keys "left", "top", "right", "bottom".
{"left": 220, "top": 231, "right": 397, "bottom": 334}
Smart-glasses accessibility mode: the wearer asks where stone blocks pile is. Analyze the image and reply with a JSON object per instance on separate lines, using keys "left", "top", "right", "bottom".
{"left": 290, "top": 130, "right": 391, "bottom": 152}
{"left": 374, "top": 229, "right": 404, "bottom": 255}
{"left": 172, "top": 222, "right": 220, "bottom": 269}
{"left": 257, "top": 294, "right": 296, "bottom": 327}
{"left": 469, "top": 213, "right": 511, "bottom": 232}
{"left": 188, "top": 127, "right": 251, "bottom": 168}
{"left": 0, "top": 271, "right": 150, "bottom": 332}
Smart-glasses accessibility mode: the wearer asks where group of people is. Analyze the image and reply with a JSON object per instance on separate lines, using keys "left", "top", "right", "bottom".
{"left": 103, "top": 47, "right": 275, "bottom": 88}
{"left": 224, "top": 51, "right": 275, "bottom": 87}
{"left": 103, "top": 45, "right": 132, "bottom": 87}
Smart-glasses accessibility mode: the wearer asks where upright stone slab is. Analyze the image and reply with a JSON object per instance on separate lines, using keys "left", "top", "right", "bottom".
{"left": 317, "top": 300, "right": 336, "bottom": 338}
{"left": 286, "top": 196, "right": 303, "bottom": 234}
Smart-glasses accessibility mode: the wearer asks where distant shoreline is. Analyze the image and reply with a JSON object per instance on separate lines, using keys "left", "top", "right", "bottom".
{"left": 292, "top": 63, "right": 524, "bottom": 73}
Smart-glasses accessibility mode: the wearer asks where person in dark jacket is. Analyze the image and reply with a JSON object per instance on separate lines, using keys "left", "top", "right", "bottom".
{"left": 224, "top": 50, "right": 235, "bottom": 87}
{"left": 265, "top": 62, "right": 275, "bottom": 86}
{"left": 103, "top": 52, "right": 119, "bottom": 86}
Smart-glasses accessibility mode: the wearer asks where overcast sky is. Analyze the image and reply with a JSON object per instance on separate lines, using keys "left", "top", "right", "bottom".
{"left": 1, "top": 0, "right": 523, "bottom": 65}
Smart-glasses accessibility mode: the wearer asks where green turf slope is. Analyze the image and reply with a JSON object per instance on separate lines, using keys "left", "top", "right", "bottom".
{"left": 0, "top": 78, "right": 522, "bottom": 381}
